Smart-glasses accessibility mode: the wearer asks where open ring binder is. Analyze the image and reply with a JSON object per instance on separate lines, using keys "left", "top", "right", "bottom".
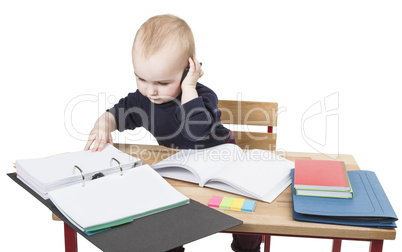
{"left": 110, "top": 158, "right": 123, "bottom": 176}
{"left": 73, "top": 165, "right": 85, "bottom": 187}
{"left": 15, "top": 143, "right": 143, "bottom": 200}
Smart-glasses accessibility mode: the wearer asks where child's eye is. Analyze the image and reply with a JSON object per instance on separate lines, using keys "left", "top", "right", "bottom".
{"left": 157, "top": 82, "right": 169, "bottom": 85}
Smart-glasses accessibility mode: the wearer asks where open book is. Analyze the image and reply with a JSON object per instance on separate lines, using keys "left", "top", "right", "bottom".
{"left": 152, "top": 144, "right": 295, "bottom": 203}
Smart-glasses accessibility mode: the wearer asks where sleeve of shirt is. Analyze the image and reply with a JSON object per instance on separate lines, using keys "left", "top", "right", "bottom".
{"left": 106, "top": 92, "right": 145, "bottom": 132}
{"left": 174, "top": 84, "right": 222, "bottom": 141}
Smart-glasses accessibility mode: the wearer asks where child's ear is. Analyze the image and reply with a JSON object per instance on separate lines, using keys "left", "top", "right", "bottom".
{"left": 190, "top": 54, "right": 197, "bottom": 62}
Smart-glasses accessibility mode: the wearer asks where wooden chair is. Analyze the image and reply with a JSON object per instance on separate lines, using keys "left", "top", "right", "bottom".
{"left": 217, "top": 100, "right": 278, "bottom": 151}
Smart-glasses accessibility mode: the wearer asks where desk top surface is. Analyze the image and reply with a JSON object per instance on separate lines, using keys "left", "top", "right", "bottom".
{"left": 116, "top": 143, "right": 396, "bottom": 241}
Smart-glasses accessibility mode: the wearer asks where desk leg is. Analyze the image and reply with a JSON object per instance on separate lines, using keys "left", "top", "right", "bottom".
{"left": 332, "top": 239, "right": 342, "bottom": 252}
{"left": 369, "top": 240, "right": 383, "bottom": 252}
{"left": 64, "top": 223, "right": 78, "bottom": 252}
{"left": 263, "top": 235, "right": 271, "bottom": 252}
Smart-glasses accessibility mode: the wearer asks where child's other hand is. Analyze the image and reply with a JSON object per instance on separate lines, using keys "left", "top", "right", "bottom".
{"left": 181, "top": 56, "right": 204, "bottom": 89}
{"left": 84, "top": 126, "right": 113, "bottom": 152}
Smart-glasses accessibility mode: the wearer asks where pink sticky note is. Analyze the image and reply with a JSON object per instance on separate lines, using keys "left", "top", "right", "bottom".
{"left": 208, "top": 196, "right": 223, "bottom": 208}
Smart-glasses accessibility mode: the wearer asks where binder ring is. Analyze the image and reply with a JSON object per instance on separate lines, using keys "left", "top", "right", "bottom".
{"left": 133, "top": 159, "right": 143, "bottom": 168}
{"left": 73, "top": 165, "right": 85, "bottom": 187}
{"left": 110, "top": 158, "right": 123, "bottom": 176}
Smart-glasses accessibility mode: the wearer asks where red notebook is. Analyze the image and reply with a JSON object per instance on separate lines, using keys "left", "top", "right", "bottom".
{"left": 294, "top": 160, "right": 351, "bottom": 191}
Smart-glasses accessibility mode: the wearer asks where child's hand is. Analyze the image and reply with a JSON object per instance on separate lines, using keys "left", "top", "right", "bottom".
{"left": 84, "top": 112, "right": 116, "bottom": 152}
{"left": 84, "top": 125, "right": 114, "bottom": 152}
{"left": 181, "top": 56, "right": 204, "bottom": 89}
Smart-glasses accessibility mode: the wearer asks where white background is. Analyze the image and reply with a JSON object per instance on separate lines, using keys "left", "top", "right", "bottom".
{"left": 1, "top": 1, "right": 401, "bottom": 251}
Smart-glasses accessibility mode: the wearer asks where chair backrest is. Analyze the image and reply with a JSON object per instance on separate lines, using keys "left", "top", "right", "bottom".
{"left": 218, "top": 100, "right": 278, "bottom": 150}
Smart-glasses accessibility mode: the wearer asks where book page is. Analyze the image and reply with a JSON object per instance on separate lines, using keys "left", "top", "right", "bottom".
{"left": 204, "top": 149, "right": 294, "bottom": 202}
{"left": 204, "top": 181, "right": 255, "bottom": 199}
{"left": 152, "top": 144, "right": 243, "bottom": 185}
{"left": 48, "top": 165, "right": 189, "bottom": 231}
{"left": 156, "top": 166, "right": 201, "bottom": 184}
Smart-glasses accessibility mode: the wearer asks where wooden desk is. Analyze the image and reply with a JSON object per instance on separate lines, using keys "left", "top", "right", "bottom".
{"left": 59, "top": 144, "right": 396, "bottom": 252}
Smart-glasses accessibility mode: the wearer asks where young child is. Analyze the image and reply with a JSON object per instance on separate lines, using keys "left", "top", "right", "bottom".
{"left": 84, "top": 14, "right": 261, "bottom": 252}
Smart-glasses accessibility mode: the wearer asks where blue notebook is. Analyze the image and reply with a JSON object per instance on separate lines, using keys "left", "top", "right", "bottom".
{"left": 291, "top": 170, "right": 397, "bottom": 229}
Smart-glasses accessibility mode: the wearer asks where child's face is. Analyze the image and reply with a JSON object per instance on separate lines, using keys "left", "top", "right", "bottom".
{"left": 132, "top": 42, "right": 188, "bottom": 104}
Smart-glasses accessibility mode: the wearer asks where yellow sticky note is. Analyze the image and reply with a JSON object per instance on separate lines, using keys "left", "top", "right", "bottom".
{"left": 230, "top": 198, "right": 245, "bottom": 211}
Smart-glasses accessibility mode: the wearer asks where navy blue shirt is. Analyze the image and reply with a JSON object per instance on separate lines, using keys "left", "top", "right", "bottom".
{"left": 107, "top": 83, "right": 230, "bottom": 149}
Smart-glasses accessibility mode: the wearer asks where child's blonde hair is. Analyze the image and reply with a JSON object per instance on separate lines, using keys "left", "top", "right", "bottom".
{"left": 133, "top": 14, "right": 195, "bottom": 59}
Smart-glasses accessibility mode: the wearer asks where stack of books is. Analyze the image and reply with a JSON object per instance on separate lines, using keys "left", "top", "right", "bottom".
{"left": 291, "top": 159, "right": 398, "bottom": 229}
{"left": 294, "top": 159, "right": 353, "bottom": 199}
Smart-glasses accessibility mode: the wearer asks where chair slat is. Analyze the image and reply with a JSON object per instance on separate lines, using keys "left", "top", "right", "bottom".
{"left": 232, "top": 132, "right": 276, "bottom": 151}
{"left": 218, "top": 100, "right": 278, "bottom": 126}
{"left": 218, "top": 100, "right": 278, "bottom": 150}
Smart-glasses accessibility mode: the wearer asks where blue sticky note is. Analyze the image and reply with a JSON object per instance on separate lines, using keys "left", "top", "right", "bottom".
{"left": 241, "top": 200, "right": 256, "bottom": 212}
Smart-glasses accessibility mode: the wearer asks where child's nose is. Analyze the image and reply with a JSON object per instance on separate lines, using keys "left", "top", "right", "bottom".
{"left": 148, "top": 84, "right": 158, "bottom": 95}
